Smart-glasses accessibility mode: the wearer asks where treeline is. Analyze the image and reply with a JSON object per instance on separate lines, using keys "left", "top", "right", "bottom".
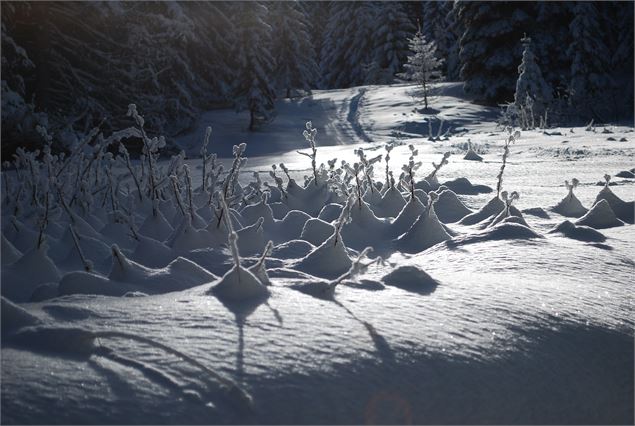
{"left": 1, "top": 1, "right": 632, "bottom": 155}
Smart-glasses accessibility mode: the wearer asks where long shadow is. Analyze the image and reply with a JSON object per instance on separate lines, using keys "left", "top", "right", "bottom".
{"left": 333, "top": 299, "right": 395, "bottom": 365}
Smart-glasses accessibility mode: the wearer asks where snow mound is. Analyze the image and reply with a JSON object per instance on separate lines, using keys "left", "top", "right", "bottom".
{"left": 615, "top": 170, "right": 634, "bottom": 178}
{"left": 459, "top": 196, "right": 505, "bottom": 226}
{"left": 552, "top": 193, "right": 588, "bottom": 218}
{"left": 549, "top": 220, "right": 607, "bottom": 243}
{"left": 372, "top": 186, "right": 406, "bottom": 218}
{"left": 1, "top": 234, "right": 22, "bottom": 265}
{"left": 388, "top": 197, "right": 426, "bottom": 238}
{"left": 447, "top": 222, "right": 543, "bottom": 247}
{"left": 463, "top": 149, "right": 483, "bottom": 161}
{"left": 317, "top": 203, "right": 343, "bottom": 223}
{"left": 522, "top": 207, "right": 551, "bottom": 219}
{"left": 575, "top": 199, "right": 625, "bottom": 229}
{"left": 382, "top": 266, "right": 439, "bottom": 295}
{"left": 395, "top": 206, "right": 451, "bottom": 253}
{"left": 1, "top": 297, "right": 42, "bottom": 336}
{"left": 434, "top": 189, "right": 472, "bottom": 223}
{"left": 300, "top": 218, "right": 335, "bottom": 246}
{"left": 139, "top": 209, "right": 174, "bottom": 242}
{"left": 236, "top": 218, "right": 266, "bottom": 256}
{"left": 295, "top": 232, "right": 352, "bottom": 279}
{"left": 2, "top": 243, "right": 61, "bottom": 302}
{"left": 209, "top": 265, "right": 269, "bottom": 303}
{"left": 130, "top": 235, "right": 175, "bottom": 269}
{"left": 270, "top": 240, "right": 314, "bottom": 259}
{"left": 594, "top": 186, "right": 634, "bottom": 224}
{"left": 441, "top": 177, "right": 492, "bottom": 195}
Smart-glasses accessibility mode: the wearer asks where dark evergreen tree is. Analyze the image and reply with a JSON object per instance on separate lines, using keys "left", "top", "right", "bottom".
{"left": 456, "top": 1, "right": 534, "bottom": 104}
{"left": 369, "top": 2, "right": 415, "bottom": 84}
{"left": 269, "top": 1, "right": 318, "bottom": 97}
{"left": 567, "top": 1, "right": 611, "bottom": 119}
{"left": 230, "top": 2, "right": 276, "bottom": 131}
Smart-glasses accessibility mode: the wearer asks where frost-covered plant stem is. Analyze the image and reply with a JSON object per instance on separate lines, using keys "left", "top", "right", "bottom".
{"left": 170, "top": 175, "right": 187, "bottom": 217}
{"left": 565, "top": 178, "right": 579, "bottom": 201}
{"left": 496, "top": 129, "right": 519, "bottom": 197}
{"left": 184, "top": 165, "right": 194, "bottom": 218}
{"left": 119, "top": 143, "right": 143, "bottom": 203}
{"left": 426, "top": 152, "right": 451, "bottom": 182}
{"left": 329, "top": 247, "right": 381, "bottom": 290}
{"left": 200, "top": 126, "right": 212, "bottom": 194}
{"left": 299, "top": 121, "right": 319, "bottom": 185}
{"left": 69, "top": 225, "right": 92, "bottom": 272}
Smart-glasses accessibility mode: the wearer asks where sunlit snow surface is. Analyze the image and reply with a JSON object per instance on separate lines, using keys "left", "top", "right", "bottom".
{"left": 2, "top": 83, "right": 634, "bottom": 424}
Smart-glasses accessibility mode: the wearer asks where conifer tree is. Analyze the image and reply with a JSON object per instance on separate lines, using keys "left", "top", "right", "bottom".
{"left": 398, "top": 31, "right": 443, "bottom": 109}
{"left": 231, "top": 2, "right": 276, "bottom": 131}
{"left": 269, "top": 1, "right": 318, "bottom": 98}
{"left": 514, "top": 35, "right": 552, "bottom": 119}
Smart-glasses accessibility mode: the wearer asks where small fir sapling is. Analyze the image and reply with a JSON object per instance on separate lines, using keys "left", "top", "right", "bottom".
{"left": 299, "top": 121, "right": 319, "bottom": 185}
{"left": 496, "top": 129, "right": 520, "bottom": 198}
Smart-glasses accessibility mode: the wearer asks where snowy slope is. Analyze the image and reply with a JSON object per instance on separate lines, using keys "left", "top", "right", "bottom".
{"left": 2, "top": 83, "right": 634, "bottom": 424}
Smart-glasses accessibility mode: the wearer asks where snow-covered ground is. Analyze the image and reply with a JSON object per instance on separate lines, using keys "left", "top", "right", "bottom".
{"left": 2, "top": 83, "right": 634, "bottom": 424}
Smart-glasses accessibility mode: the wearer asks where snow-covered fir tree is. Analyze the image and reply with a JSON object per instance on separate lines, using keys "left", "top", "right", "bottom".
{"left": 367, "top": 2, "right": 415, "bottom": 84}
{"left": 514, "top": 35, "right": 552, "bottom": 120}
{"left": 398, "top": 31, "right": 443, "bottom": 109}
{"left": 567, "top": 1, "right": 611, "bottom": 120}
{"left": 230, "top": 2, "right": 276, "bottom": 131}
{"left": 269, "top": 1, "right": 318, "bottom": 98}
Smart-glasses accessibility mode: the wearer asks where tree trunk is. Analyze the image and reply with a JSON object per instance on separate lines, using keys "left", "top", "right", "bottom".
{"left": 249, "top": 108, "right": 255, "bottom": 131}
{"left": 422, "top": 80, "right": 428, "bottom": 109}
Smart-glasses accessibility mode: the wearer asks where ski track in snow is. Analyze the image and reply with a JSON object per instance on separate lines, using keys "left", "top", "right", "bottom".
{"left": 2, "top": 83, "right": 634, "bottom": 424}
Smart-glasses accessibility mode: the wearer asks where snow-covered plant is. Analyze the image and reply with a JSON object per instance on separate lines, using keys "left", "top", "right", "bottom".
{"left": 128, "top": 104, "right": 165, "bottom": 216}
{"left": 299, "top": 121, "right": 319, "bottom": 185}
{"left": 565, "top": 178, "right": 580, "bottom": 199}
{"left": 426, "top": 191, "right": 439, "bottom": 216}
{"left": 183, "top": 164, "right": 194, "bottom": 219}
{"left": 354, "top": 148, "right": 382, "bottom": 194}
{"left": 603, "top": 174, "right": 611, "bottom": 187}
{"left": 384, "top": 143, "right": 394, "bottom": 187}
{"left": 118, "top": 142, "right": 143, "bottom": 202}
{"left": 170, "top": 175, "right": 187, "bottom": 217}
{"left": 343, "top": 162, "right": 364, "bottom": 208}
{"left": 401, "top": 144, "right": 422, "bottom": 200}
{"left": 329, "top": 247, "right": 382, "bottom": 290}
{"left": 69, "top": 225, "right": 93, "bottom": 272}
{"left": 501, "top": 191, "right": 520, "bottom": 217}
{"left": 269, "top": 164, "right": 287, "bottom": 199}
{"left": 200, "top": 126, "right": 214, "bottom": 194}
{"left": 496, "top": 129, "right": 520, "bottom": 197}
{"left": 398, "top": 30, "right": 443, "bottom": 109}
{"left": 333, "top": 195, "right": 354, "bottom": 247}
{"left": 426, "top": 152, "right": 451, "bottom": 182}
